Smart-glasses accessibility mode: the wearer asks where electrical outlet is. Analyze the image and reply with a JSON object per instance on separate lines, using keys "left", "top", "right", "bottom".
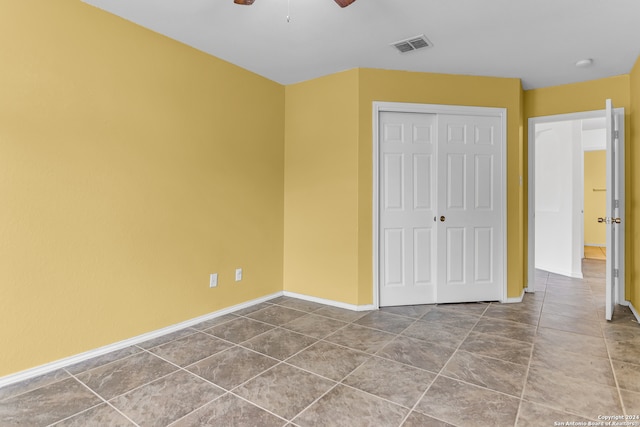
{"left": 210, "top": 273, "right": 218, "bottom": 288}
{"left": 235, "top": 268, "right": 242, "bottom": 281}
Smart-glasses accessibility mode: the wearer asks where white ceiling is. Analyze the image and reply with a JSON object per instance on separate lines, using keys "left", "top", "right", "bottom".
{"left": 83, "top": 0, "right": 640, "bottom": 89}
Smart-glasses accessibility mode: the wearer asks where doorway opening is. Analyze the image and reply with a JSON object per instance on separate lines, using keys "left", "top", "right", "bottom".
{"left": 527, "top": 106, "right": 626, "bottom": 319}
{"left": 584, "top": 144, "right": 607, "bottom": 261}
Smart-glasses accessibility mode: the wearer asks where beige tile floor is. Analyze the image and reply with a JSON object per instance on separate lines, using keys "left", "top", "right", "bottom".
{"left": 1, "top": 259, "right": 639, "bottom": 426}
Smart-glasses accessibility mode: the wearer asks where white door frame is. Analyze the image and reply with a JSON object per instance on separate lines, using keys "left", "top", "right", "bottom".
{"left": 527, "top": 109, "right": 626, "bottom": 307}
{"left": 372, "top": 101, "right": 508, "bottom": 309}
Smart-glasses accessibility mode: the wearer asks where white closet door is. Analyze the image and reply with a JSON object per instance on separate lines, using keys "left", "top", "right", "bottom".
{"left": 379, "top": 112, "right": 437, "bottom": 306}
{"left": 436, "top": 114, "right": 503, "bottom": 303}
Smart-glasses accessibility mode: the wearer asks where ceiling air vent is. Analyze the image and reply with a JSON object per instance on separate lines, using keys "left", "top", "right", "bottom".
{"left": 392, "top": 35, "right": 433, "bottom": 53}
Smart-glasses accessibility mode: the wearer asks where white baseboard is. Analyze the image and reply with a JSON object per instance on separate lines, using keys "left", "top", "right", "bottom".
{"left": 629, "top": 301, "right": 640, "bottom": 323}
{"left": 0, "top": 290, "right": 376, "bottom": 389}
{"left": 502, "top": 288, "right": 525, "bottom": 304}
{"left": 0, "top": 292, "right": 283, "bottom": 389}
{"left": 282, "top": 291, "right": 376, "bottom": 312}
{"left": 536, "top": 266, "right": 583, "bottom": 279}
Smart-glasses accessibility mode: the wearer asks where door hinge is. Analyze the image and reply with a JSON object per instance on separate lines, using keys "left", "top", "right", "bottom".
{"left": 614, "top": 269, "right": 619, "bottom": 278}
{"left": 614, "top": 199, "right": 619, "bottom": 209}
{"left": 614, "top": 130, "right": 620, "bottom": 140}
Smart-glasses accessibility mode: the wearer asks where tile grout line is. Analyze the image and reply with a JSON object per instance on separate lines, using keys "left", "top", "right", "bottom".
{"left": 155, "top": 311, "right": 333, "bottom": 425}
{"left": 164, "top": 393, "right": 228, "bottom": 427}
{"left": 282, "top": 310, "right": 415, "bottom": 425}
{"left": 31, "top": 342, "right": 200, "bottom": 426}
{"left": 158, "top": 335, "right": 306, "bottom": 426}
{"left": 244, "top": 310, "right": 424, "bottom": 425}
{"left": 530, "top": 263, "right": 627, "bottom": 421}
{"left": 92, "top": 347, "right": 218, "bottom": 418}
{"left": 600, "top": 315, "right": 628, "bottom": 415}
{"left": 315, "top": 315, "right": 442, "bottom": 375}
{"left": 70, "top": 338, "right": 281, "bottom": 426}
{"left": 512, "top": 270, "right": 548, "bottom": 426}
{"left": 288, "top": 382, "right": 342, "bottom": 425}
{"left": 0, "top": 371, "right": 72, "bottom": 404}
{"left": 333, "top": 314, "right": 425, "bottom": 420}
{"left": 228, "top": 362, "right": 350, "bottom": 426}
{"left": 187, "top": 308, "right": 367, "bottom": 424}
{"left": 226, "top": 391, "right": 291, "bottom": 425}
{"left": 583, "top": 260, "right": 629, "bottom": 416}
{"left": 175, "top": 305, "right": 374, "bottom": 385}
{"left": 244, "top": 362, "right": 361, "bottom": 424}
{"left": 55, "top": 373, "right": 141, "bottom": 427}
{"left": 397, "top": 306, "right": 488, "bottom": 427}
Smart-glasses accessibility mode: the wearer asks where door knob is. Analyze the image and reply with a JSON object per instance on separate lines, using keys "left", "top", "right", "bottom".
{"left": 440, "top": 216, "right": 446, "bottom": 222}
{"left": 598, "top": 217, "right": 622, "bottom": 224}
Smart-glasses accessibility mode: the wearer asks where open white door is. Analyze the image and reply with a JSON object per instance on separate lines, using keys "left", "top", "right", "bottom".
{"left": 604, "top": 99, "right": 621, "bottom": 320}
{"left": 527, "top": 107, "right": 625, "bottom": 314}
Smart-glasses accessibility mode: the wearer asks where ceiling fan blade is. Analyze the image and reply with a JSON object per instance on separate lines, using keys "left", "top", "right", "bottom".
{"left": 234, "top": 0, "right": 355, "bottom": 7}
{"left": 234, "top": 0, "right": 354, "bottom": 7}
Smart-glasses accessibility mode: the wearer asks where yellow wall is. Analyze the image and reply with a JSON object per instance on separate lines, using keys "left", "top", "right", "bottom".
{"left": 284, "top": 69, "right": 524, "bottom": 305}
{"left": 524, "top": 76, "right": 631, "bottom": 118}
{"left": 0, "top": 0, "right": 285, "bottom": 376}
{"left": 523, "top": 75, "right": 632, "bottom": 300}
{"left": 584, "top": 151, "right": 607, "bottom": 246}
{"left": 283, "top": 70, "right": 360, "bottom": 303}
{"left": 357, "top": 69, "right": 525, "bottom": 302}
{"left": 630, "top": 57, "right": 640, "bottom": 308}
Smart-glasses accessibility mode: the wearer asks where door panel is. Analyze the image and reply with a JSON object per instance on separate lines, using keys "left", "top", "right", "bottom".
{"left": 414, "top": 124, "right": 432, "bottom": 144}
{"left": 383, "top": 154, "right": 404, "bottom": 210}
{"left": 475, "top": 125, "right": 494, "bottom": 145}
{"left": 383, "top": 229, "right": 404, "bottom": 287}
{"left": 384, "top": 123, "right": 403, "bottom": 143}
{"left": 414, "top": 228, "right": 432, "bottom": 285}
{"left": 413, "top": 154, "right": 432, "bottom": 210}
{"left": 379, "top": 112, "right": 436, "bottom": 306}
{"left": 474, "top": 227, "right": 493, "bottom": 282}
{"left": 446, "top": 227, "right": 465, "bottom": 284}
{"left": 475, "top": 155, "right": 493, "bottom": 209}
{"left": 448, "top": 124, "right": 466, "bottom": 144}
{"left": 437, "top": 114, "right": 503, "bottom": 303}
{"left": 447, "top": 154, "right": 466, "bottom": 209}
